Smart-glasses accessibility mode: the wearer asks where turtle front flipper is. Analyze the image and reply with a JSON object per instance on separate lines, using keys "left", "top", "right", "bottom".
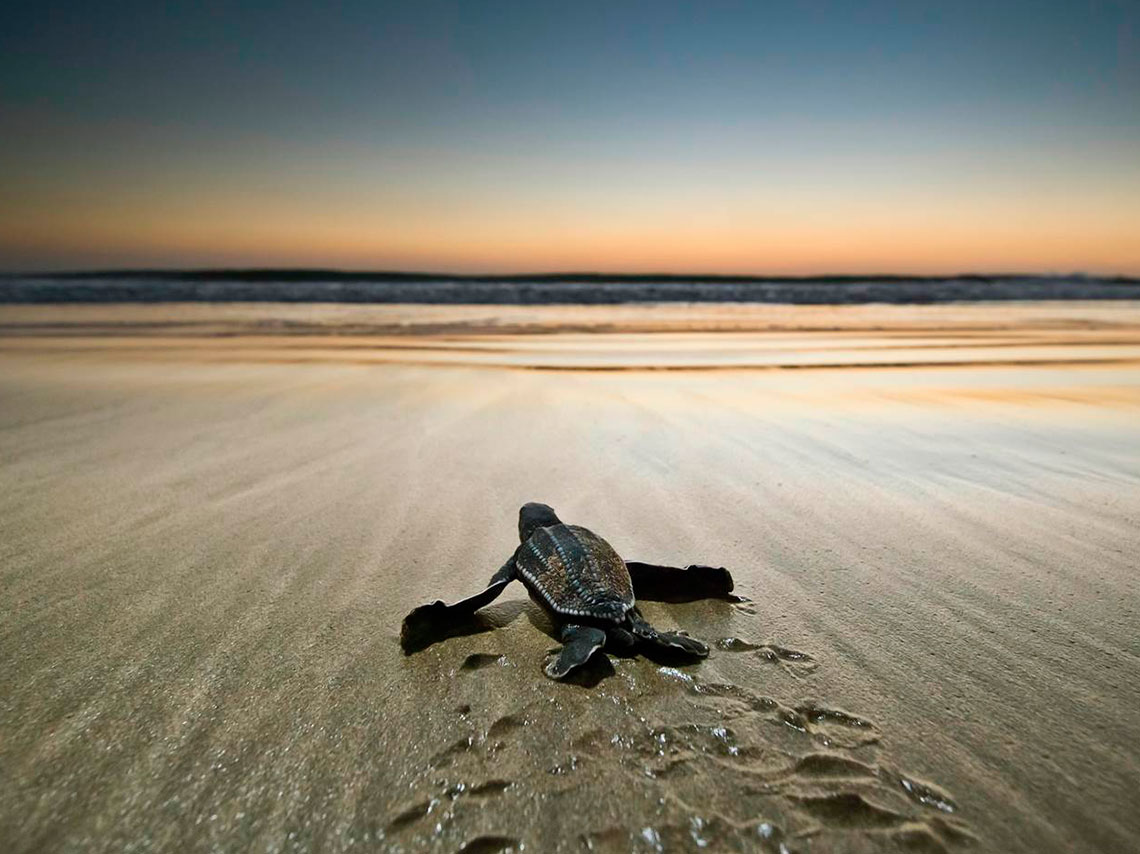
{"left": 400, "top": 559, "right": 516, "bottom": 653}
{"left": 625, "top": 561, "right": 735, "bottom": 602}
{"left": 544, "top": 625, "right": 607, "bottom": 679}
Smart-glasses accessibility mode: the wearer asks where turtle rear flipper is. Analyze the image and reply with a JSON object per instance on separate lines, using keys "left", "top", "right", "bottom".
{"left": 625, "top": 562, "right": 735, "bottom": 602}
{"left": 545, "top": 625, "right": 607, "bottom": 679}
{"left": 649, "top": 631, "right": 709, "bottom": 658}
{"left": 628, "top": 606, "right": 709, "bottom": 659}
{"left": 400, "top": 560, "right": 515, "bottom": 653}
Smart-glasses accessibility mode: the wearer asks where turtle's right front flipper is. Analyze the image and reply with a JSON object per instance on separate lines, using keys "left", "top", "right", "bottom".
{"left": 400, "top": 559, "right": 516, "bottom": 653}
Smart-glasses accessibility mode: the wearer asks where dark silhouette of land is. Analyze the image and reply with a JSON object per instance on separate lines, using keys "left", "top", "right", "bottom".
{"left": 2, "top": 269, "right": 1138, "bottom": 304}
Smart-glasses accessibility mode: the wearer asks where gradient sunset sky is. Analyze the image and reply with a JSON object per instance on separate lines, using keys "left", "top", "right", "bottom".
{"left": 2, "top": 0, "right": 1138, "bottom": 274}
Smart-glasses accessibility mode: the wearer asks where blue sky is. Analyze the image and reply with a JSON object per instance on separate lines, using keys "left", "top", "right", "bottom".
{"left": 2, "top": 1, "right": 1137, "bottom": 272}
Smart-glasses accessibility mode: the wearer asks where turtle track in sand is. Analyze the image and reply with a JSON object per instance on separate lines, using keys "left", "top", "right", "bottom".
{"left": 383, "top": 625, "right": 976, "bottom": 853}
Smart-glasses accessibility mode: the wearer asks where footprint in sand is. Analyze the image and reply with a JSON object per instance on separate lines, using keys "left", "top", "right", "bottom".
{"left": 681, "top": 675, "right": 872, "bottom": 749}
{"left": 880, "top": 768, "right": 958, "bottom": 814}
{"left": 789, "top": 792, "right": 974, "bottom": 850}
{"left": 456, "top": 837, "right": 522, "bottom": 854}
{"left": 790, "top": 752, "right": 878, "bottom": 780}
{"left": 777, "top": 701, "right": 880, "bottom": 748}
{"left": 443, "top": 779, "right": 514, "bottom": 800}
{"left": 459, "top": 652, "right": 507, "bottom": 671}
{"left": 385, "top": 798, "right": 437, "bottom": 834}
{"left": 716, "top": 637, "right": 819, "bottom": 677}
{"left": 790, "top": 791, "right": 906, "bottom": 829}
{"left": 386, "top": 778, "right": 515, "bottom": 839}
{"left": 467, "top": 780, "right": 513, "bottom": 797}
{"left": 429, "top": 735, "right": 476, "bottom": 768}
{"left": 485, "top": 713, "right": 527, "bottom": 752}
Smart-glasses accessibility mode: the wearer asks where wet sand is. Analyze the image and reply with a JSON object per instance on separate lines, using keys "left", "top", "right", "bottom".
{"left": 1, "top": 302, "right": 1138, "bottom": 853}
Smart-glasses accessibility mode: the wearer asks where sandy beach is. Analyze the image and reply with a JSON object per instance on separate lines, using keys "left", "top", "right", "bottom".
{"left": 1, "top": 301, "right": 1138, "bottom": 853}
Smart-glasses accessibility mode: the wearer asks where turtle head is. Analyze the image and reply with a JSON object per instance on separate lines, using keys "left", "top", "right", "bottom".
{"left": 519, "top": 502, "right": 561, "bottom": 542}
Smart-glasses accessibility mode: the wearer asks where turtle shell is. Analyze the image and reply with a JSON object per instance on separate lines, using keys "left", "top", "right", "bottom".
{"left": 515, "top": 524, "right": 635, "bottom": 622}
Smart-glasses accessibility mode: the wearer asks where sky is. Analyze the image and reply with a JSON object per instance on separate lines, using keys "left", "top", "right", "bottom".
{"left": 1, "top": 0, "right": 1138, "bottom": 274}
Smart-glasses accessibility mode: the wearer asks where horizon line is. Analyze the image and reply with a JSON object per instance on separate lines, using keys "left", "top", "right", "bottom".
{"left": 6, "top": 267, "right": 1139, "bottom": 284}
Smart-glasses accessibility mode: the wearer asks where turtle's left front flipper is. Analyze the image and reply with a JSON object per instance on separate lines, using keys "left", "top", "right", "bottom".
{"left": 626, "top": 561, "right": 735, "bottom": 602}
{"left": 400, "top": 559, "right": 515, "bottom": 653}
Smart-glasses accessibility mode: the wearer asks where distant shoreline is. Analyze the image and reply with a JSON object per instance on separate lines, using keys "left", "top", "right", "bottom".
{"left": 2, "top": 269, "right": 1139, "bottom": 304}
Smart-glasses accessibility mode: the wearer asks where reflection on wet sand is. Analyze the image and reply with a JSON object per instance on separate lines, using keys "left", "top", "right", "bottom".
{"left": 1, "top": 302, "right": 1138, "bottom": 853}
{"left": 4, "top": 301, "right": 1140, "bottom": 375}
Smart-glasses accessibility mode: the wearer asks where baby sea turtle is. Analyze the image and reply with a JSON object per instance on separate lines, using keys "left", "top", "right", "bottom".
{"left": 400, "top": 502, "right": 735, "bottom": 679}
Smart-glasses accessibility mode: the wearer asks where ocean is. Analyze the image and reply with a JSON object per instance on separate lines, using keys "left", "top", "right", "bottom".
{"left": 2, "top": 271, "right": 1139, "bottom": 304}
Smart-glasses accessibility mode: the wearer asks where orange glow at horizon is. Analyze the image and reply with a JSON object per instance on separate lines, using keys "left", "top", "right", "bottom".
{"left": 4, "top": 183, "right": 1138, "bottom": 275}
{"left": 4, "top": 122, "right": 1139, "bottom": 275}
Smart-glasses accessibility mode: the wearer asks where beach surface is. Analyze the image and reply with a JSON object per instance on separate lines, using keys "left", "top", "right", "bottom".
{"left": 1, "top": 302, "right": 1138, "bottom": 853}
